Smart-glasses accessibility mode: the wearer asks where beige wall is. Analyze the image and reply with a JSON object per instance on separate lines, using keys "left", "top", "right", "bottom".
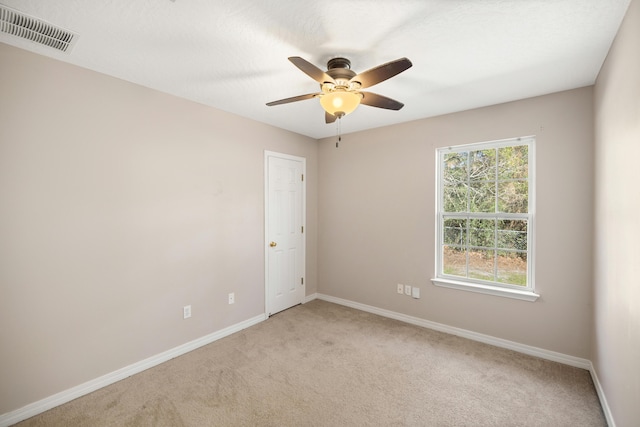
{"left": 318, "top": 87, "right": 594, "bottom": 358}
{"left": 3, "top": 3, "right": 638, "bottom": 418}
{"left": 0, "top": 43, "right": 318, "bottom": 414}
{"left": 593, "top": 0, "right": 640, "bottom": 425}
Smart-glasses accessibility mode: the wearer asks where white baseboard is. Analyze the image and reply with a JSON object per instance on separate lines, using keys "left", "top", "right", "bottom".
{"left": 588, "top": 362, "right": 616, "bottom": 427}
{"left": 314, "top": 293, "right": 591, "bottom": 369}
{"left": 304, "top": 292, "right": 318, "bottom": 303}
{"left": 0, "top": 313, "right": 266, "bottom": 427}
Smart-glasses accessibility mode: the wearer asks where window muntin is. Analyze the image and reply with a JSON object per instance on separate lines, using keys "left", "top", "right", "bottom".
{"left": 436, "top": 137, "right": 534, "bottom": 294}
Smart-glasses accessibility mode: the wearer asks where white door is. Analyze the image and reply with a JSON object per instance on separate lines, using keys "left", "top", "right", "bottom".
{"left": 265, "top": 152, "right": 305, "bottom": 316}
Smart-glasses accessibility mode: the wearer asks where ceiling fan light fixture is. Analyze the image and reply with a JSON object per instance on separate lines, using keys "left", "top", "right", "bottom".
{"left": 320, "top": 90, "right": 361, "bottom": 118}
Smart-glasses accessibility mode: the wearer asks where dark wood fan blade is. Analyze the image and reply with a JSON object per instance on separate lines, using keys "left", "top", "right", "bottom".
{"left": 360, "top": 92, "right": 405, "bottom": 110}
{"left": 351, "top": 58, "right": 412, "bottom": 89}
{"left": 288, "top": 57, "right": 335, "bottom": 84}
{"left": 325, "top": 112, "right": 337, "bottom": 124}
{"left": 266, "top": 93, "right": 320, "bottom": 106}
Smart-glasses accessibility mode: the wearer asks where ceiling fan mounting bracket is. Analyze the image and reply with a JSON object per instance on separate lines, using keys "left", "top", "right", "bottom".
{"left": 325, "top": 57, "right": 356, "bottom": 82}
{"left": 327, "top": 57, "right": 351, "bottom": 70}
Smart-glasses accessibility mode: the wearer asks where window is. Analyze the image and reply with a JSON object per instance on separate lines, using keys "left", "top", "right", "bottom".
{"left": 432, "top": 137, "right": 538, "bottom": 301}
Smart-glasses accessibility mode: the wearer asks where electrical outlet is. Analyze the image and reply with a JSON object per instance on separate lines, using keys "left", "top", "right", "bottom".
{"left": 397, "top": 284, "right": 404, "bottom": 294}
{"left": 404, "top": 285, "right": 411, "bottom": 296}
{"left": 228, "top": 292, "right": 235, "bottom": 304}
{"left": 412, "top": 286, "right": 420, "bottom": 299}
{"left": 183, "top": 305, "right": 191, "bottom": 319}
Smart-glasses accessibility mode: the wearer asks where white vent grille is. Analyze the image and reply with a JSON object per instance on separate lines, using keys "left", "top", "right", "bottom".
{"left": 0, "top": 5, "right": 77, "bottom": 53}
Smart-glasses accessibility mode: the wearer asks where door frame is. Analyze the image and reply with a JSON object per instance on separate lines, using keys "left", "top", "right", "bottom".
{"left": 264, "top": 150, "right": 306, "bottom": 316}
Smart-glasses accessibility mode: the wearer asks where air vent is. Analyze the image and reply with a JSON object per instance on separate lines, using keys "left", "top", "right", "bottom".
{"left": 0, "top": 5, "right": 77, "bottom": 53}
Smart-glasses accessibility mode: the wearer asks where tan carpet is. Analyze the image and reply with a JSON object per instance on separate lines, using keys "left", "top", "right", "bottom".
{"left": 16, "top": 300, "right": 605, "bottom": 426}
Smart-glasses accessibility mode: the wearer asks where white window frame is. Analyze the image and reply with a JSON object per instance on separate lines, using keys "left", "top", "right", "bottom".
{"left": 431, "top": 136, "right": 539, "bottom": 302}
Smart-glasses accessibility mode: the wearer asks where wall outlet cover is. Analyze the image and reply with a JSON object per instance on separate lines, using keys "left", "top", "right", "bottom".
{"left": 404, "top": 285, "right": 411, "bottom": 296}
{"left": 412, "top": 287, "right": 420, "bottom": 299}
{"left": 397, "top": 284, "right": 404, "bottom": 294}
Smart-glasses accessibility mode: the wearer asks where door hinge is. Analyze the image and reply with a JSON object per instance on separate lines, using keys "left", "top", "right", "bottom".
{"left": 301, "top": 226, "right": 304, "bottom": 233}
{"left": 301, "top": 174, "right": 304, "bottom": 181}
{"left": 301, "top": 277, "right": 304, "bottom": 285}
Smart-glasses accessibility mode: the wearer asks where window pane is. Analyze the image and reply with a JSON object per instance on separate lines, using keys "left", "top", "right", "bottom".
{"left": 437, "top": 138, "right": 533, "bottom": 294}
{"left": 443, "top": 152, "right": 468, "bottom": 184}
{"left": 468, "top": 249, "right": 495, "bottom": 281}
{"left": 498, "top": 145, "right": 528, "bottom": 180}
{"left": 443, "top": 246, "right": 466, "bottom": 277}
{"left": 496, "top": 251, "right": 527, "bottom": 286}
{"left": 469, "top": 219, "right": 494, "bottom": 248}
{"left": 443, "top": 184, "right": 468, "bottom": 212}
{"left": 498, "top": 180, "right": 528, "bottom": 213}
{"left": 470, "top": 181, "right": 495, "bottom": 212}
{"left": 443, "top": 218, "right": 466, "bottom": 246}
{"left": 497, "top": 220, "right": 528, "bottom": 251}
{"left": 470, "top": 149, "right": 496, "bottom": 181}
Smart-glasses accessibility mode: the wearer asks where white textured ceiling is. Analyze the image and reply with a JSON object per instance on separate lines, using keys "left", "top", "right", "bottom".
{"left": 0, "top": 0, "right": 631, "bottom": 139}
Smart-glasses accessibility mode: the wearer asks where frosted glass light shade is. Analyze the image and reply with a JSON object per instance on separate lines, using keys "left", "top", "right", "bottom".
{"left": 320, "top": 90, "right": 361, "bottom": 117}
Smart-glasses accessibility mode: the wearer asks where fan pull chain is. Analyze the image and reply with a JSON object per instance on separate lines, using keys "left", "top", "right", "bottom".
{"left": 336, "top": 117, "right": 342, "bottom": 148}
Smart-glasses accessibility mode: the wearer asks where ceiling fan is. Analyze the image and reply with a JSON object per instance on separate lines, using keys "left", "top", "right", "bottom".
{"left": 266, "top": 56, "right": 412, "bottom": 123}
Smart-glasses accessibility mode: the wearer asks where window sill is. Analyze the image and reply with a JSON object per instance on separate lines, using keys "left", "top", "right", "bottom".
{"left": 431, "top": 278, "right": 540, "bottom": 302}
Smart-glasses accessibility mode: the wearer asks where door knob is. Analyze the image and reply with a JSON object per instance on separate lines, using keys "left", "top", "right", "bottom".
{"left": 269, "top": 242, "right": 277, "bottom": 247}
